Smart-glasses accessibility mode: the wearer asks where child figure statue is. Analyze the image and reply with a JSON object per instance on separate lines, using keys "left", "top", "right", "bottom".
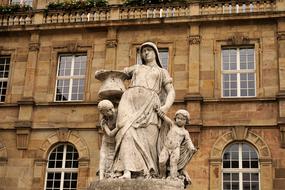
{"left": 98, "top": 100, "right": 118, "bottom": 180}
{"left": 156, "top": 109, "right": 197, "bottom": 182}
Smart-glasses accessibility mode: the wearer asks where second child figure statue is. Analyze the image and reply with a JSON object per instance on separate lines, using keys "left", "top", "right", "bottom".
{"left": 156, "top": 109, "right": 197, "bottom": 183}
{"left": 98, "top": 100, "right": 118, "bottom": 180}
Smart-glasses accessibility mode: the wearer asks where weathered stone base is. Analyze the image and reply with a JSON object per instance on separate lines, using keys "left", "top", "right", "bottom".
{"left": 88, "top": 179, "right": 184, "bottom": 190}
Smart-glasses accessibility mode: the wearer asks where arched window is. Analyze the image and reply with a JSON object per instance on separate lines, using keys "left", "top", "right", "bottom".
{"left": 45, "top": 144, "right": 79, "bottom": 190}
{"left": 222, "top": 142, "right": 260, "bottom": 190}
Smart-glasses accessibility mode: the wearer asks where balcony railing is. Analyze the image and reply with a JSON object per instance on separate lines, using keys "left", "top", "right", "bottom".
{"left": 0, "top": 0, "right": 280, "bottom": 27}
{"left": 44, "top": 9, "right": 110, "bottom": 24}
{"left": 119, "top": 4, "right": 190, "bottom": 19}
{"left": 0, "top": 13, "right": 33, "bottom": 26}
{"left": 200, "top": 0, "right": 276, "bottom": 15}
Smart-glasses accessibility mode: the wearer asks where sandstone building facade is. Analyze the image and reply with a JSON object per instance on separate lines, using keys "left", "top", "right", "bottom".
{"left": 0, "top": 0, "right": 284, "bottom": 189}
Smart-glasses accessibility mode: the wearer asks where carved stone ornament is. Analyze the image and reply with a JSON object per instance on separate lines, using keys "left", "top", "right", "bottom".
{"left": 228, "top": 34, "right": 250, "bottom": 45}
{"left": 66, "top": 42, "right": 78, "bottom": 52}
{"left": 106, "top": 39, "right": 118, "bottom": 48}
{"left": 232, "top": 126, "right": 248, "bottom": 140}
{"left": 15, "top": 121, "right": 32, "bottom": 150}
{"left": 277, "top": 32, "right": 285, "bottom": 41}
{"left": 189, "top": 35, "right": 201, "bottom": 45}
{"left": 29, "top": 42, "right": 40, "bottom": 51}
{"left": 57, "top": 128, "right": 71, "bottom": 142}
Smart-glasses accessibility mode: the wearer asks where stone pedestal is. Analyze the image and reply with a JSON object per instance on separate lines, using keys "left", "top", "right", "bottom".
{"left": 88, "top": 179, "right": 184, "bottom": 190}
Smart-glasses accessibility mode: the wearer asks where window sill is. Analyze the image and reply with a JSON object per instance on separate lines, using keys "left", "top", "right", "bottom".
{"left": 204, "top": 97, "right": 276, "bottom": 103}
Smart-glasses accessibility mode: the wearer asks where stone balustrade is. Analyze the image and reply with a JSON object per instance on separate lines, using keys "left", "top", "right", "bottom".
{"left": 0, "top": 0, "right": 281, "bottom": 27}
{"left": 119, "top": 4, "right": 190, "bottom": 19}
{"left": 0, "top": 13, "right": 33, "bottom": 26}
{"left": 44, "top": 9, "right": 110, "bottom": 24}
{"left": 200, "top": 0, "right": 276, "bottom": 15}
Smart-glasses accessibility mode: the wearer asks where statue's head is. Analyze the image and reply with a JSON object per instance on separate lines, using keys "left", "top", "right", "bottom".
{"left": 175, "top": 109, "right": 190, "bottom": 124}
{"left": 98, "top": 99, "right": 114, "bottom": 117}
{"left": 140, "top": 42, "right": 162, "bottom": 68}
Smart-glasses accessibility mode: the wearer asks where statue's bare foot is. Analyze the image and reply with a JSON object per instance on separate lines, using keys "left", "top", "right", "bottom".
{"left": 119, "top": 170, "right": 131, "bottom": 179}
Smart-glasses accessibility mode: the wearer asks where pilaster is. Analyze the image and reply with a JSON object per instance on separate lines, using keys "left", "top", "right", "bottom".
{"left": 105, "top": 28, "right": 118, "bottom": 70}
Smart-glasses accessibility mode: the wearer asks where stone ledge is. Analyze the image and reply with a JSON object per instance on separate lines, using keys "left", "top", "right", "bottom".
{"left": 88, "top": 179, "right": 184, "bottom": 190}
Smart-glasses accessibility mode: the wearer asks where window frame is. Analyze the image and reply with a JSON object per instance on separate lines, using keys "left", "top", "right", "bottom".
{"left": 44, "top": 143, "right": 79, "bottom": 190}
{"left": 221, "top": 46, "right": 256, "bottom": 98}
{"left": 54, "top": 53, "right": 87, "bottom": 102}
{"left": 222, "top": 142, "right": 260, "bottom": 190}
{"left": 0, "top": 56, "right": 11, "bottom": 103}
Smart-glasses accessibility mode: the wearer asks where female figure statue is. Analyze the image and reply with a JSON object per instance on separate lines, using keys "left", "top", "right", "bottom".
{"left": 112, "top": 42, "right": 175, "bottom": 178}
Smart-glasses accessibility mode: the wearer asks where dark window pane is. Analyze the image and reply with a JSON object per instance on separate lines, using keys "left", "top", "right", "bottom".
{"left": 232, "top": 161, "right": 239, "bottom": 168}
{"left": 48, "top": 161, "right": 55, "bottom": 168}
{"left": 55, "top": 173, "right": 61, "bottom": 179}
{"left": 54, "top": 181, "right": 60, "bottom": 188}
{"left": 243, "top": 161, "right": 250, "bottom": 168}
{"left": 55, "top": 160, "right": 62, "bottom": 168}
{"left": 223, "top": 161, "right": 230, "bottom": 168}
{"left": 251, "top": 161, "right": 258, "bottom": 168}
{"left": 243, "top": 173, "right": 250, "bottom": 181}
{"left": 251, "top": 173, "right": 259, "bottom": 181}
{"left": 71, "top": 181, "right": 77, "bottom": 188}
{"left": 243, "top": 182, "right": 250, "bottom": 189}
{"left": 252, "top": 182, "right": 259, "bottom": 190}
{"left": 223, "top": 182, "right": 231, "bottom": 190}
{"left": 223, "top": 173, "right": 230, "bottom": 181}
{"left": 232, "top": 173, "right": 239, "bottom": 181}
{"left": 232, "top": 182, "right": 239, "bottom": 190}
{"left": 46, "top": 181, "right": 53, "bottom": 188}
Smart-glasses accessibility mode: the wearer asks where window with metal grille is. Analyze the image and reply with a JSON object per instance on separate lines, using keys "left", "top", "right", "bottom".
{"left": 45, "top": 144, "right": 79, "bottom": 190}
{"left": 0, "top": 56, "right": 10, "bottom": 103}
{"left": 55, "top": 54, "right": 87, "bottom": 101}
{"left": 222, "top": 143, "right": 260, "bottom": 190}
{"left": 222, "top": 47, "right": 256, "bottom": 97}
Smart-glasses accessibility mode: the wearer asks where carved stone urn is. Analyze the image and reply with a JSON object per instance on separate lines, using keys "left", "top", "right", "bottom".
{"left": 95, "top": 70, "right": 128, "bottom": 99}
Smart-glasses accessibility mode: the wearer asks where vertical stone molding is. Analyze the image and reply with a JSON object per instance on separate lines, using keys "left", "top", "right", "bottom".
{"left": 209, "top": 129, "right": 272, "bottom": 190}
{"left": 188, "top": 24, "right": 200, "bottom": 94}
{"left": 32, "top": 159, "right": 47, "bottom": 189}
{"left": 185, "top": 94, "right": 203, "bottom": 127}
{"left": 187, "top": 125, "right": 201, "bottom": 148}
{"left": 280, "top": 125, "right": 285, "bottom": 148}
{"left": 0, "top": 141, "right": 7, "bottom": 164}
{"left": 105, "top": 28, "right": 118, "bottom": 70}
{"left": 15, "top": 121, "right": 32, "bottom": 150}
{"left": 23, "top": 32, "right": 40, "bottom": 99}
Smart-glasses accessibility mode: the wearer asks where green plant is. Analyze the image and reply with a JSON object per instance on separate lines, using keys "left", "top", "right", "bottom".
{"left": 0, "top": 4, "right": 32, "bottom": 14}
{"left": 46, "top": 0, "right": 108, "bottom": 12}
{"left": 124, "top": 0, "right": 189, "bottom": 6}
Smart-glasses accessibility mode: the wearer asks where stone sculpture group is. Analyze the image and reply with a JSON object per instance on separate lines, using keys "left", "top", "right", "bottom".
{"left": 95, "top": 42, "right": 197, "bottom": 187}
